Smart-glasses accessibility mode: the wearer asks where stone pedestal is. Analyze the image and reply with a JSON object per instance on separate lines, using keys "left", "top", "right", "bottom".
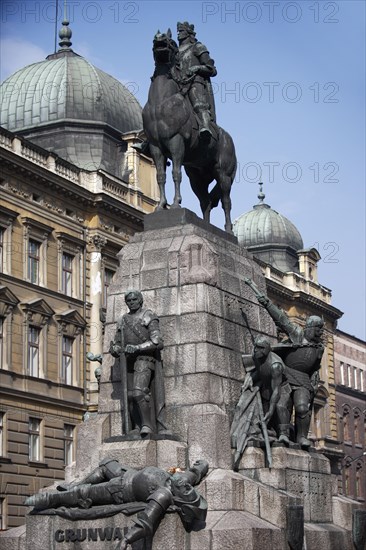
{"left": 0, "top": 209, "right": 356, "bottom": 549}
{"left": 101, "top": 208, "right": 273, "bottom": 457}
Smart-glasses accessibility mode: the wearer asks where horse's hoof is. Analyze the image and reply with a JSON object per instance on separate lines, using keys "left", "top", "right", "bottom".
{"left": 156, "top": 204, "right": 168, "bottom": 211}
{"left": 170, "top": 203, "right": 182, "bottom": 210}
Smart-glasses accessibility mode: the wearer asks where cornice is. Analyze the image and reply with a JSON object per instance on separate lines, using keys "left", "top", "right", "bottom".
{"left": 335, "top": 383, "right": 366, "bottom": 401}
{"left": 0, "top": 148, "right": 145, "bottom": 227}
{"left": 0, "top": 273, "right": 85, "bottom": 308}
{"left": 0, "top": 372, "right": 86, "bottom": 412}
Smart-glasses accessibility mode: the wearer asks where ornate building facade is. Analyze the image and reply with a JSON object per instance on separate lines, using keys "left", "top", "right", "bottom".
{"left": 0, "top": 22, "right": 157, "bottom": 528}
{"left": 334, "top": 330, "right": 366, "bottom": 502}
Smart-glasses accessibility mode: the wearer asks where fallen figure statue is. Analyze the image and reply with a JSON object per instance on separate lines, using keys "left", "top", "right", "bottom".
{"left": 25, "top": 457, "right": 209, "bottom": 549}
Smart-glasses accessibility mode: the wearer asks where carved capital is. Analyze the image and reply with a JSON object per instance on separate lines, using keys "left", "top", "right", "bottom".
{"left": 87, "top": 234, "right": 107, "bottom": 252}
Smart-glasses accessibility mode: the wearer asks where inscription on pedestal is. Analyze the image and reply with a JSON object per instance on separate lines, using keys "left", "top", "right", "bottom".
{"left": 54, "top": 527, "right": 126, "bottom": 543}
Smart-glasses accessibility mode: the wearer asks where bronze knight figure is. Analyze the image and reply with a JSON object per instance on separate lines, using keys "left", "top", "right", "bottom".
{"left": 25, "top": 458, "right": 209, "bottom": 549}
{"left": 110, "top": 290, "right": 169, "bottom": 437}
{"left": 245, "top": 278, "right": 324, "bottom": 449}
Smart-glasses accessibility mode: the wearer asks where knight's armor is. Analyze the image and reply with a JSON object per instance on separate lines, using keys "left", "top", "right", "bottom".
{"left": 259, "top": 300, "right": 324, "bottom": 448}
{"left": 175, "top": 22, "right": 217, "bottom": 138}
{"left": 113, "top": 308, "right": 164, "bottom": 435}
{"left": 26, "top": 459, "right": 209, "bottom": 547}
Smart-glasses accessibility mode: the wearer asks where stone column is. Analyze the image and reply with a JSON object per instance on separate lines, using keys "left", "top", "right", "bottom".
{"left": 87, "top": 234, "right": 107, "bottom": 406}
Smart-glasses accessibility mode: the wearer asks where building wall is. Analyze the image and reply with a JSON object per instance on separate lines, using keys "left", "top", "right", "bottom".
{"left": 334, "top": 330, "right": 366, "bottom": 503}
{"left": 0, "top": 128, "right": 158, "bottom": 528}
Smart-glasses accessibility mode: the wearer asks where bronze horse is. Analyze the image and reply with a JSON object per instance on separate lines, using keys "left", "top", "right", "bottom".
{"left": 142, "top": 30, "right": 237, "bottom": 233}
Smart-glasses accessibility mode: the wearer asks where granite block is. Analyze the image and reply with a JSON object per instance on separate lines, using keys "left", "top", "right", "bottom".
{"left": 332, "top": 494, "right": 363, "bottom": 530}
{"left": 208, "top": 510, "right": 284, "bottom": 550}
{"left": 258, "top": 484, "right": 300, "bottom": 528}
{"left": 271, "top": 446, "right": 311, "bottom": 471}
{"left": 200, "top": 469, "right": 245, "bottom": 511}
{"left": 0, "top": 525, "right": 26, "bottom": 550}
{"left": 253, "top": 467, "right": 287, "bottom": 490}
{"left": 308, "top": 472, "right": 332, "bottom": 523}
{"left": 238, "top": 447, "right": 265, "bottom": 470}
{"left": 188, "top": 404, "right": 232, "bottom": 469}
{"left": 165, "top": 373, "right": 224, "bottom": 407}
{"left": 99, "top": 440, "right": 157, "bottom": 469}
{"left": 304, "top": 522, "right": 352, "bottom": 550}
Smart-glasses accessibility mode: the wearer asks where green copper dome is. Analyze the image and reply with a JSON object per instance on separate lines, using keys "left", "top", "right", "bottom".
{"left": 233, "top": 186, "right": 304, "bottom": 273}
{"left": 0, "top": 52, "right": 142, "bottom": 135}
{"left": 0, "top": 23, "right": 142, "bottom": 175}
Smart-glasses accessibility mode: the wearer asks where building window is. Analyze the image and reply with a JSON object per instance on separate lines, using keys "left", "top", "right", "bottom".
{"left": 103, "top": 269, "right": 115, "bottom": 307}
{"left": 0, "top": 206, "right": 18, "bottom": 275}
{"left": 64, "top": 424, "right": 75, "bottom": 466}
{"left": 0, "top": 287, "right": 19, "bottom": 371}
{"left": 0, "top": 318, "right": 3, "bottom": 370}
{"left": 28, "top": 239, "right": 40, "bottom": 284}
{"left": 62, "top": 252, "right": 73, "bottom": 296}
{"left": 340, "top": 362, "right": 345, "bottom": 385}
{"left": 356, "top": 463, "right": 363, "bottom": 499}
{"left": 28, "top": 326, "right": 40, "bottom": 377}
{"left": 344, "top": 462, "right": 351, "bottom": 496}
{"left": 56, "top": 309, "right": 86, "bottom": 387}
{"left": 347, "top": 365, "right": 352, "bottom": 387}
{"left": 28, "top": 418, "right": 41, "bottom": 461}
{"left": 0, "top": 412, "right": 4, "bottom": 457}
{"left": 56, "top": 232, "right": 84, "bottom": 299}
{"left": 354, "top": 367, "right": 358, "bottom": 390}
{"left": 22, "top": 217, "right": 52, "bottom": 286}
{"left": 343, "top": 409, "right": 350, "bottom": 442}
{"left": 0, "top": 228, "right": 3, "bottom": 272}
{"left": 0, "top": 497, "right": 5, "bottom": 530}
{"left": 354, "top": 410, "right": 361, "bottom": 445}
{"left": 361, "top": 370, "right": 364, "bottom": 392}
{"left": 62, "top": 336, "right": 73, "bottom": 385}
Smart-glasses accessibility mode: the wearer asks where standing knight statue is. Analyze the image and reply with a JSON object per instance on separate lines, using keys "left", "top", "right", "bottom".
{"left": 110, "top": 290, "right": 169, "bottom": 437}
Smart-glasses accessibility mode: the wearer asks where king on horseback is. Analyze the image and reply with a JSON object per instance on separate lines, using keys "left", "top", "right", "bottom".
{"left": 175, "top": 21, "right": 217, "bottom": 139}
{"left": 137, "top": 23, "right": 237, "bottom": 233}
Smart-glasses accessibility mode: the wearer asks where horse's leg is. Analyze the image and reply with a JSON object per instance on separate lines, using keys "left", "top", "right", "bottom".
{"left": 149, "top": 144, "right": 168, "bottom": 209}
{"left": 169, "top": 135, "right": 185, "bottom": 208}
{"left": 218, "top": 174, "right": 233, "bottom": 233}
{"left": 214, "top": 130, "right": 236, "bottom": 233}
{"left": 186, "top": 167, "right": 212, "bottom": 222}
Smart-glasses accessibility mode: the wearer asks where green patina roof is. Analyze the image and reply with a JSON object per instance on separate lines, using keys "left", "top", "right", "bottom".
{"left": 0, "top": 50, "right": 142, "bottom": 134}
{"left": 233, "top": 202, "right": 303, "bottom": 251}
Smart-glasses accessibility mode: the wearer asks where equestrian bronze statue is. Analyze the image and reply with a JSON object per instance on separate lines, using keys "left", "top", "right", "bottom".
{"left": 141, "top": 22, "right": 237, "bottom": 233}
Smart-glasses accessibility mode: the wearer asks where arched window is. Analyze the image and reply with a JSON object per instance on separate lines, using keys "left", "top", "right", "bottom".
{"left": 343, "top": 406, "right": 351, "bottom": 442}
{"left": 356, "top": 461, "right": 363, "bottom": 500}
{"left": 344, "top": 457, "right": 352, "bottom": 496}
{"left": 311, "top": 385, "right": 329, "bottom": 440}
{"left": 354, "top": 408, "right": 361, "bottom": 445}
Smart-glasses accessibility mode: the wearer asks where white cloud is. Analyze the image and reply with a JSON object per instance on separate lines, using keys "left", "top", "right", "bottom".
{"left": 0, "top": 37, "right": 48, "bottom": 81}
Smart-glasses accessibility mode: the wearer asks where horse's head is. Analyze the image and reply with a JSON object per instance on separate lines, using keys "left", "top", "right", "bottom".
{"left": 152, "top": 28, "right": 178, "bottom": 66}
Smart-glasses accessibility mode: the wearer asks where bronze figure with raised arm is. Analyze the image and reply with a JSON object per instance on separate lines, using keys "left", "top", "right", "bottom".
{"left": 245, "top": 278, "right": 324, "bottom": 449}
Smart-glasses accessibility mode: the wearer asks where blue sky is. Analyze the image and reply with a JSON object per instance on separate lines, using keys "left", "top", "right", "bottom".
{"left": 1, "top": 0, "right": 365, "bottom": 339}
